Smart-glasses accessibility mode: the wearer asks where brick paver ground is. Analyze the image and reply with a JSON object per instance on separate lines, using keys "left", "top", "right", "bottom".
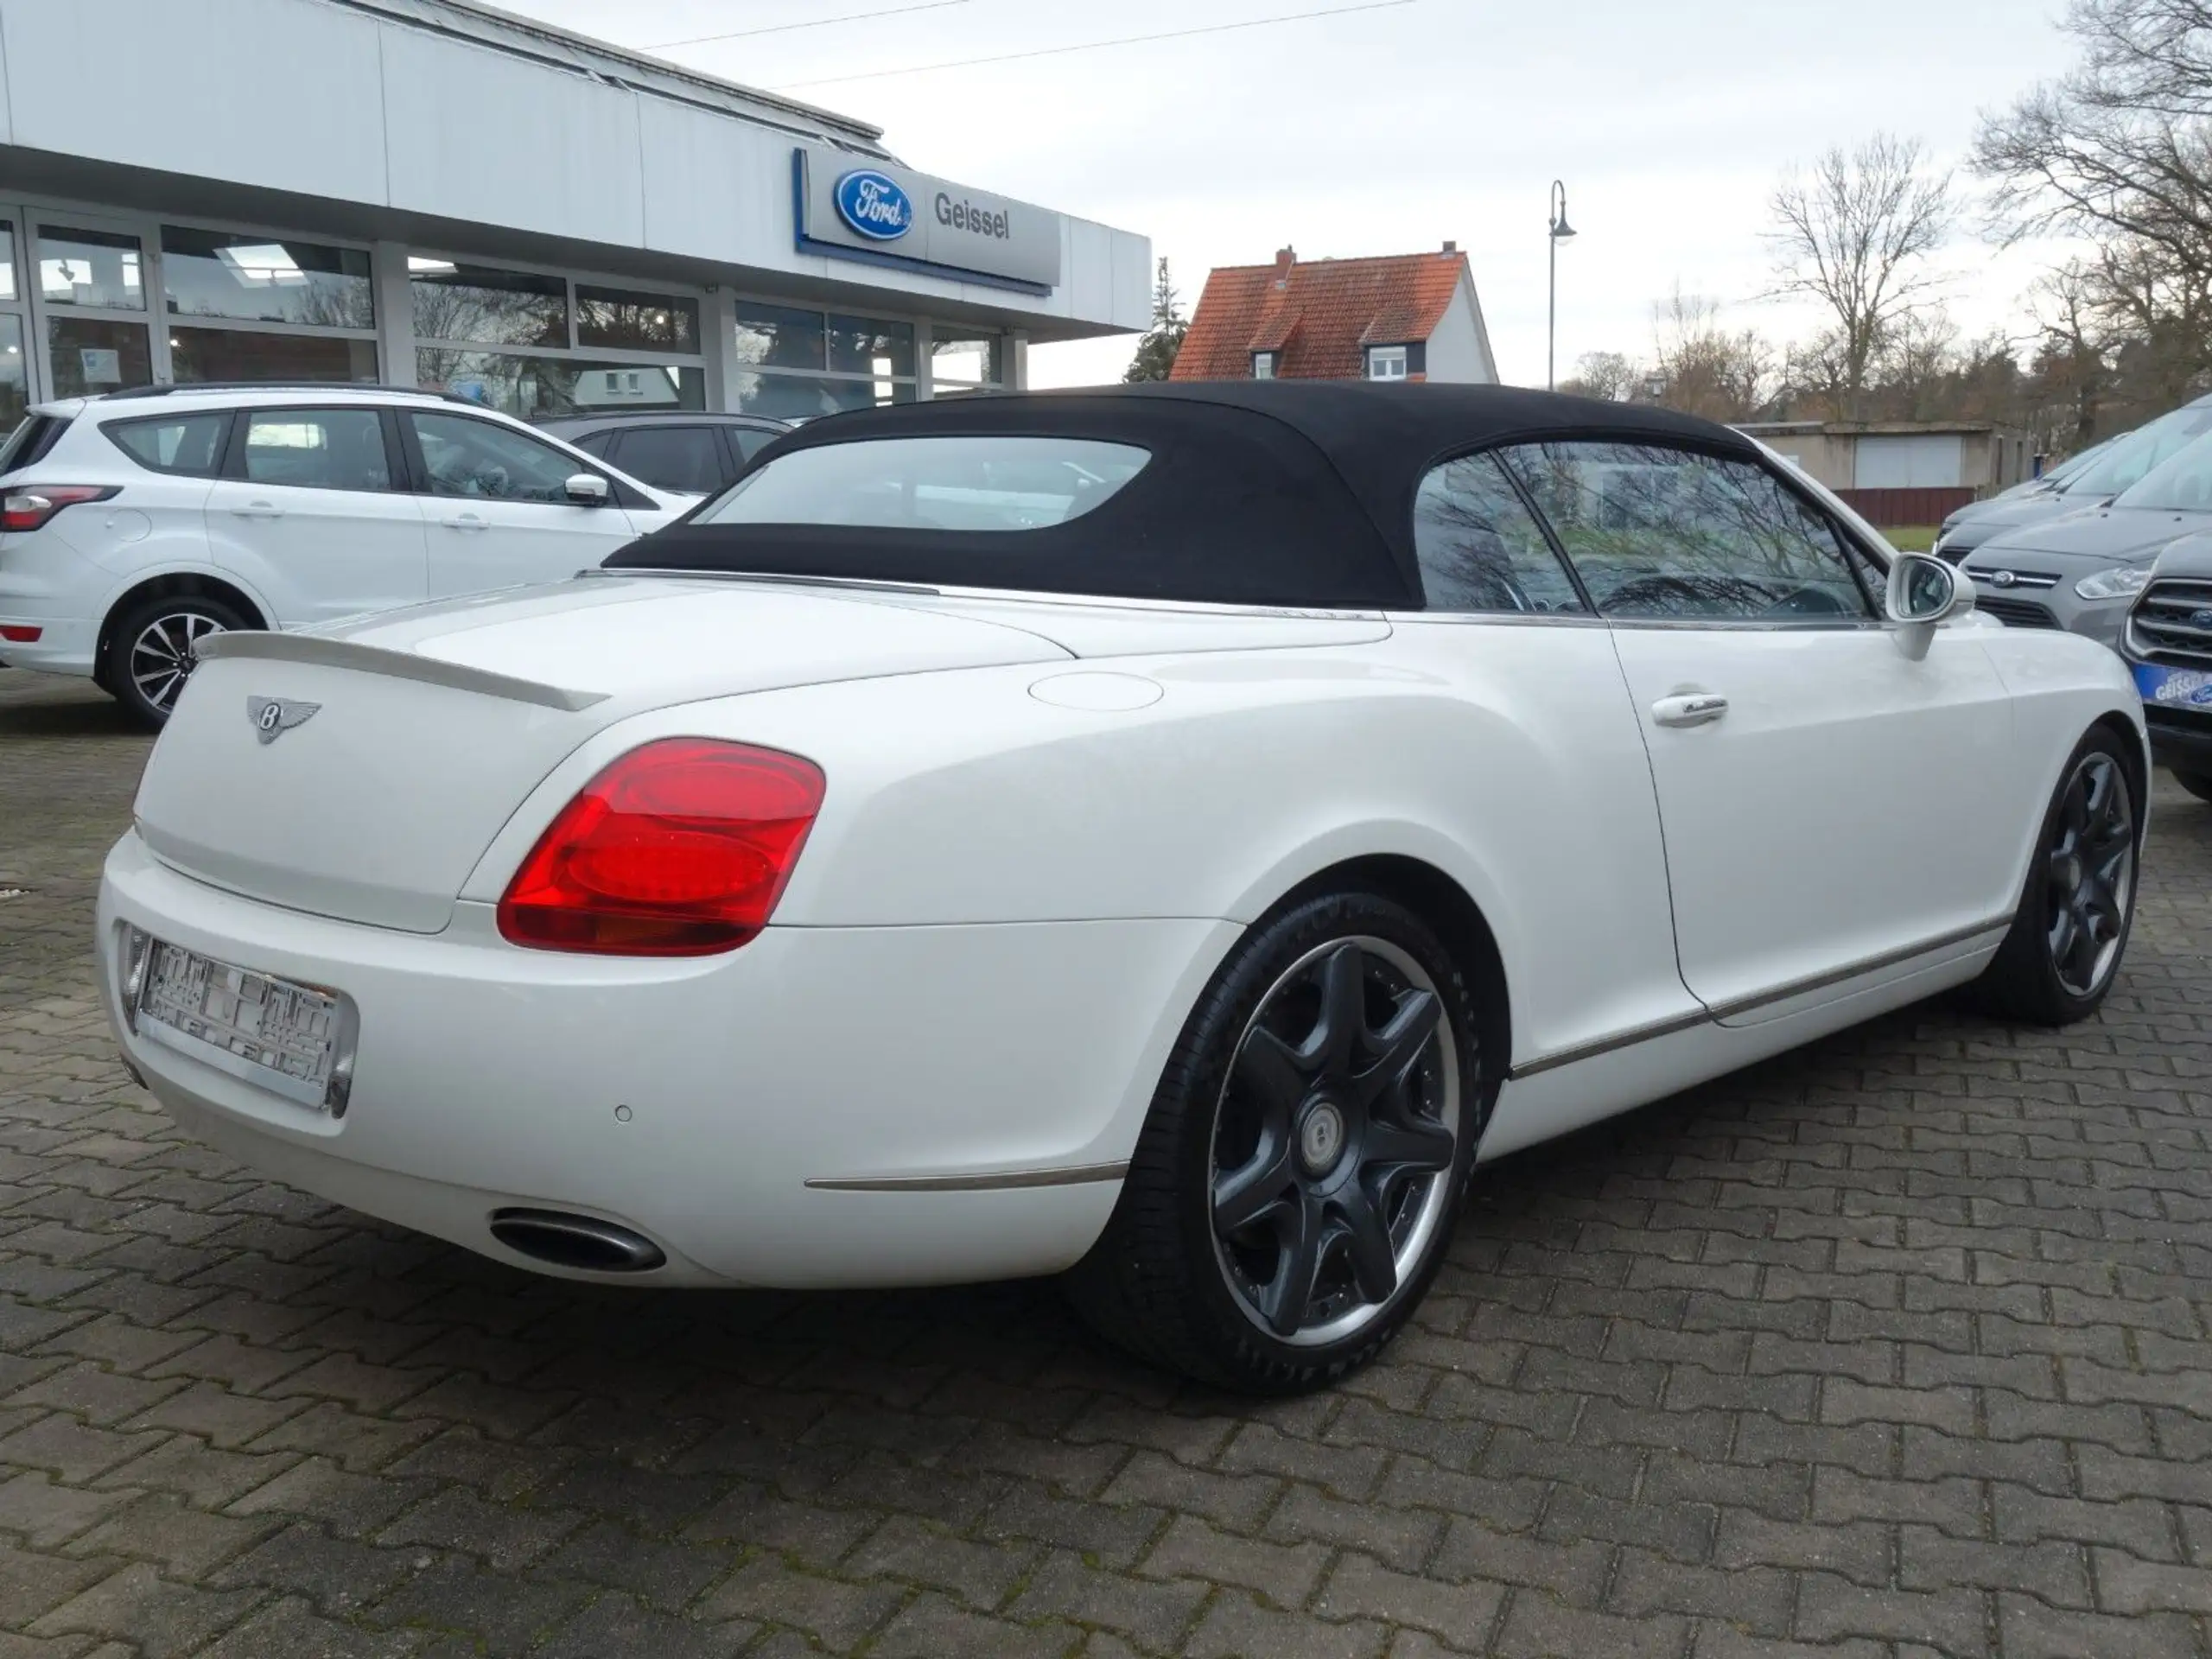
{"left": 1, "top": 663, "right": 2209, "bottom": 1658}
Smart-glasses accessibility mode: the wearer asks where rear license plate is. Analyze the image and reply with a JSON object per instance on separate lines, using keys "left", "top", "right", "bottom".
{"left": 2133, "top": 662, "right": 2212, "bottom": 708}
{"left": 133, "top": 939, "right": 346, "bottom": 1111}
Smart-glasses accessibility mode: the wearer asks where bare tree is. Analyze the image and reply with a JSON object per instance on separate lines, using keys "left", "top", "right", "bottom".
{"left": 1768, "top": 134, "right": 1955, "bottom": 417}
{"left": 1559, "top": 350, "right": 1637, "bottom": 402}
{"left": 1647, "top": 287, "right": 1774, "bottom": 422}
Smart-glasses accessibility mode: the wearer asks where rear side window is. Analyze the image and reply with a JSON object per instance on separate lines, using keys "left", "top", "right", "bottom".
{"left": 730, "top": 426, "right": 779, "bottom": 464}
{"left": 0, "top": 413, "right": 73, "bottom": 474}
{"left": 241, "top": 408, "right": 393, "bottom": 492}
{"left": 699, "top": 435, "right": 1148, "bottom": 533}
{"left": 105, "top": 412, "right": 230, "bottom": 477}
{"left": 613, "top": 425, "right": 724, "bottom": 494}
{"left": 567, "top": 430, "right": 618, "bottom": 460}
{"left": 1413, "top": 453, "right": 1586, "bottom": 613}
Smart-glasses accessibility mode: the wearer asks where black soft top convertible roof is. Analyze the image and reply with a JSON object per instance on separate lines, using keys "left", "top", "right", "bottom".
{"left": 607, "top": 380, "right": 1765, "bottom": 608}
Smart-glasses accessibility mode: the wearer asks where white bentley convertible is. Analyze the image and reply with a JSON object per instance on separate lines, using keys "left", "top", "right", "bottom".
{"left": 98, "top": 384, "right": 2145, "bottom": 1391}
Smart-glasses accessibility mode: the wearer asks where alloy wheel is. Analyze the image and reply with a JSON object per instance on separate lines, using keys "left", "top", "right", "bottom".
{"left": 130, "top": 610, "right": 226, "bottom": 715}
{"left": 2044, "top": 752, "right": 2134, "bottom": 999}
{"left": 1209, "top": 936, "right": 1460, "bottom": 1345}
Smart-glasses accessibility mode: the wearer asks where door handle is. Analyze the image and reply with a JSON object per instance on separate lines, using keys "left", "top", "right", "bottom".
{"left": 1651, "top": 693, "right": 1729, "bottom": 728}
{"left": 229, "top": 502, "right": 283, "bottom": 520}
{"left": 441, "top": 512, "right": 489, "bottom": 531}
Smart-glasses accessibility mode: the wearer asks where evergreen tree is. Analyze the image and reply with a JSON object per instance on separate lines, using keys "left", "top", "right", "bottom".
{"left": 1123, "top": 258, "right": 1189, "bottom": 382}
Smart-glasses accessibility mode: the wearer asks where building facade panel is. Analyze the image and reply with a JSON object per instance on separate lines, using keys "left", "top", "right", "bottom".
{"left": 0, "top": 0, "right": 1149, "bottom": 424}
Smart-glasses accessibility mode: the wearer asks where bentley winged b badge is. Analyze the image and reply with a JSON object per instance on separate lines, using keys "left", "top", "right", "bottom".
{"left": 247, "top": 696, "right": 321, "bottom": 745}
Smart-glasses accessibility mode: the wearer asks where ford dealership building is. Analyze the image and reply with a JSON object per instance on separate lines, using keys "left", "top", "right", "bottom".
{"left": 0, "top": 0, "right": 1151, "bottom": 428}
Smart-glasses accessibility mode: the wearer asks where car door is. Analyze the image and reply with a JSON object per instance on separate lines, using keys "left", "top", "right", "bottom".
{"left": 606, "top": 424, "right": 727, "bottom": 496}
{"left": 1503, "top": 438, "right": 2023, "bottom": 1018}
{"left": 201, "top": 405, "right": 426, "bottom": 626}
{"left": 403, "top": 410, "right": 647, "bottom": 596}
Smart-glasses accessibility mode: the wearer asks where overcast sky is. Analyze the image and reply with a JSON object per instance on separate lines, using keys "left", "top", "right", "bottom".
{"left": 507, "top": 0, "right": 2084, "bottom": 389}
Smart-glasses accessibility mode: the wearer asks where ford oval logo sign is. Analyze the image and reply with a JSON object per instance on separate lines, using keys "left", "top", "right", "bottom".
{"left": 2194, "top": 607, "right": 2212, "bottom": 630}
{"left": 833, "top": 169, "right": 913, "bottom": 242}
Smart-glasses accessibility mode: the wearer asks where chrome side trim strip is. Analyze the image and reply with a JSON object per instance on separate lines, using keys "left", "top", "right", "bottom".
{"left": 805, "top": 1160, "right": 1131, "bottom": 1192}
{"left": 194, "top": 632, "right": 607, "bottom": 712}
{"left": 1506, "top": 914, "right": 2014, "bottom": 1082}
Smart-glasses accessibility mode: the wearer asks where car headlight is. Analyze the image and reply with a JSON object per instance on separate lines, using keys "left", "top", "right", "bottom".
{"left": 2075, "top": 565, "right": 2152, "bottom": 601}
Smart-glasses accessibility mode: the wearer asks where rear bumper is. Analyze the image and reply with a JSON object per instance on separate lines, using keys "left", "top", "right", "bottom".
{"left": 0, "top": 612, "right": 97, "bottom": 676}
{"left": 98, "top": 830, "right": 1233, "bottom": 1289}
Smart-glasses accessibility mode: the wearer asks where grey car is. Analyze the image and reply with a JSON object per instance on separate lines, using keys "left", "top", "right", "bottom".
{"left": 2121, "top": 532, "right": 2212, "bottom": 798}
{"left": 1963, "top": 425, "right": 2212, "bottom": 648}
{"left": 534, "top": 411, "right": 789, "bottom": 497}
{"left": 1935, "top": 396, "right": 2212, "bottom": 565}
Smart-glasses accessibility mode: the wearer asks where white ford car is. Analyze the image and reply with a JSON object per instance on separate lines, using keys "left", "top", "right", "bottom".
{"left": 0, "top": 384, "right": 691, "bottom": 725}
{"left": 97, "top": 383, "right": 2146, "bottom": 1392}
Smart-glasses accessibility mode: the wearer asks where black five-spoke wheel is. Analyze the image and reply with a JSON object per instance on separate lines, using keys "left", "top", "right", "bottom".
{"left": 1976, "top": 728, "right": 2139, "bottom": 1025}
{"left": 1211, "top": 938, "right": 1458, "bottom": 1344}
{"left": 2044, "top": 751, "right": 2134, "bottom": 999}
{"left": 1067, "top": 889, "right": 1484, "bottom": 1392}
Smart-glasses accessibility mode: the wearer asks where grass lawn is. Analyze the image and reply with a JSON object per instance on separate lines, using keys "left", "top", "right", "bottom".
{"left": 1883, "top": 525, "right": 1940, "bottom": 553}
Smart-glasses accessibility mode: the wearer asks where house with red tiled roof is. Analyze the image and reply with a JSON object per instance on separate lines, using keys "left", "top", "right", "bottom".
{"left": 1172, "top": 244, "right": 1497, "bottom": 385}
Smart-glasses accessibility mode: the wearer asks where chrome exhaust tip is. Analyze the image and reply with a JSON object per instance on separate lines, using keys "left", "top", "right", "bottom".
{"left": 487, "top": 1208, "right": 665, "bottom": 1274}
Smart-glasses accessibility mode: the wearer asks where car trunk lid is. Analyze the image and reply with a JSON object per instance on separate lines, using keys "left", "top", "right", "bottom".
{"left": 133, "top": 579, "right": 1069, "bottom": 933}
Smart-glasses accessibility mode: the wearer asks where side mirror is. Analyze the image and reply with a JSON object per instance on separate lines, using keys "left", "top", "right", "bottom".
{"left": 564, "top": 473, "right": 611, "bottom": 507}
{"left": 1885, "top": 551, "right": 1973, "bottom": 661}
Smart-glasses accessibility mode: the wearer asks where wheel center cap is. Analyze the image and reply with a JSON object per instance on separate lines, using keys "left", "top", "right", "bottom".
{"left": 2056, "top": 852, "right": 2085, "bottom": 894}
{"left": 1297, "top": 1098, "right": 1347, "bottom": 1176}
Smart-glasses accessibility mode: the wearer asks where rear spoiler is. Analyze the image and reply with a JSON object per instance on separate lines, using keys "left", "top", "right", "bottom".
{"left": 194, "top": 631, "right": 607, "bottom": 714}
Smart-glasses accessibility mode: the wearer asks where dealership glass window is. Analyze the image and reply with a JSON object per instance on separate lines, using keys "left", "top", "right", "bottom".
{"left": 577, "top": 284, "right": 699, "bottom": 353}
{"left": 932, "top": 329, "right": 1005, "bottom": 390}
{"left": 409, "top": 259, "right": 567, "bottom": 347}
{"left": 161, "top": 227, "right": 374, "bottom": 328}
{"left": 171, "top": 327, "right": 377, "bottom": 386}
{"left": 829, "top": 315, "right": 916, "bottom": 378}
{"left": 729, "top": 369, "right": 916, "bottom": 421}
{"left": 0, "top": 219, "right": 14, "bottom": 303}
{"left": 416, "top": 349, "right": 705, "bottom": 420}
{"left": 38, "top": 226, "right": 145, "bottom": 310}
{"left": 732, "top": 303, "right": 828, "bottom": 372}
{"left": 0, "top": 315, "right": 25, "bottom": 432}
{"left": 48, "top": 315, "right": 150, "bottom": 397}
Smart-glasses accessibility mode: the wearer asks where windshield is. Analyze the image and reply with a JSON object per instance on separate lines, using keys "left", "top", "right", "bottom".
{"left": 2114, "top": 426, "right": 2212, "bottom": 512}
{"left": 696, "top": 435, "right": 1150, "bottom": 533}
{"left": 2042, "top": 438, "right": 2112, "bottom": 492}
{"left": 2069, "top": 404, "right": 2212, "bottom": 499}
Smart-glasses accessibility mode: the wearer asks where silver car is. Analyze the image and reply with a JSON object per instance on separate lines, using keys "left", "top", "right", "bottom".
{"left": 1936, "top": 397, "right": 2212, "bottom": 565}
{"left": 2122, "top": 532, "right": 2212, "bottom": 798}
{"left": 1963, "top": 424, "right": 2212, "bottom": 647}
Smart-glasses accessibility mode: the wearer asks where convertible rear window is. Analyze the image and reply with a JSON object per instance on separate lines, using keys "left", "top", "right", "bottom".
{"left": 696, "top": 436, "right": 1149, "bottom": 534}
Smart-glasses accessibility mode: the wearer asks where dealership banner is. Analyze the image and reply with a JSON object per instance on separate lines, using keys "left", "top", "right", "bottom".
{"left": 792, "top": 147, "right": 1063, "bottom": 292}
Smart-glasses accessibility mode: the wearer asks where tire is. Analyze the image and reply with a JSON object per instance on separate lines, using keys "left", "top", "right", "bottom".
{"left": 104, "top": 594, "right": 250, "bottom": 729}
{"left": 1066, "top": 889, "right": 1490, "bottom": 1393}
{"left": 1974, "top": 728, "right": 2141, "bottom": 1025}
{"left": 2177, "top": 769, "right": 2212, "bottom": 804}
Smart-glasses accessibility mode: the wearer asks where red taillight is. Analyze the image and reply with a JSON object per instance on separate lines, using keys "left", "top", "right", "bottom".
{"left": 0, "top": 625, "right": 40, "bottom": 642}
{"left": 498, "top": 738, "right": 825, "bottom": 957}
{"left": 2, "top": 486, "right": 118, "bottom": 533}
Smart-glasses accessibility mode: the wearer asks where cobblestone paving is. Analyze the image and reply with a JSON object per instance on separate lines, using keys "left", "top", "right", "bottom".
{"left": 1, "top": 664, "right": 2209, "bottom": 1658}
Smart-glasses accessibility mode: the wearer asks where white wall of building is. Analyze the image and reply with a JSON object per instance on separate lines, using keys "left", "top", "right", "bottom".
{"left": 1422, "top": 272, "right": 1499, "bottom": 385}
{"left": 0, "top": 0, "right": 1150, "bottom": 340}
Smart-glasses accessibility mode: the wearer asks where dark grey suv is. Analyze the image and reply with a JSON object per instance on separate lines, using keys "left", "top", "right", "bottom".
{"left": 536, "top": 411, "right": 788, "bottom": 497}
{"left": 2123, "top": 534, "right": 2212, "bottom": 799}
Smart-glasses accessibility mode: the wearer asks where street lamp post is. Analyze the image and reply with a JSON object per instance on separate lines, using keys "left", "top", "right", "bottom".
{"left": 1548, "top": 179, "right": 1576, "bottom": 391}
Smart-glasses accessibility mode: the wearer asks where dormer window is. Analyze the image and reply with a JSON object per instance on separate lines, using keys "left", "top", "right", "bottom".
{"left": 1252, "top": 352, "right": 1276, "bottom": 379}
{"left": 1367, "top": 346, "right": 1408, "bottom": 381}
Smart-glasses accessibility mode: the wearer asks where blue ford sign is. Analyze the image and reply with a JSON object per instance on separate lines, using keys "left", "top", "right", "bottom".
{"left": 833, "top": 169, "right": 913, "bottom": 242}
